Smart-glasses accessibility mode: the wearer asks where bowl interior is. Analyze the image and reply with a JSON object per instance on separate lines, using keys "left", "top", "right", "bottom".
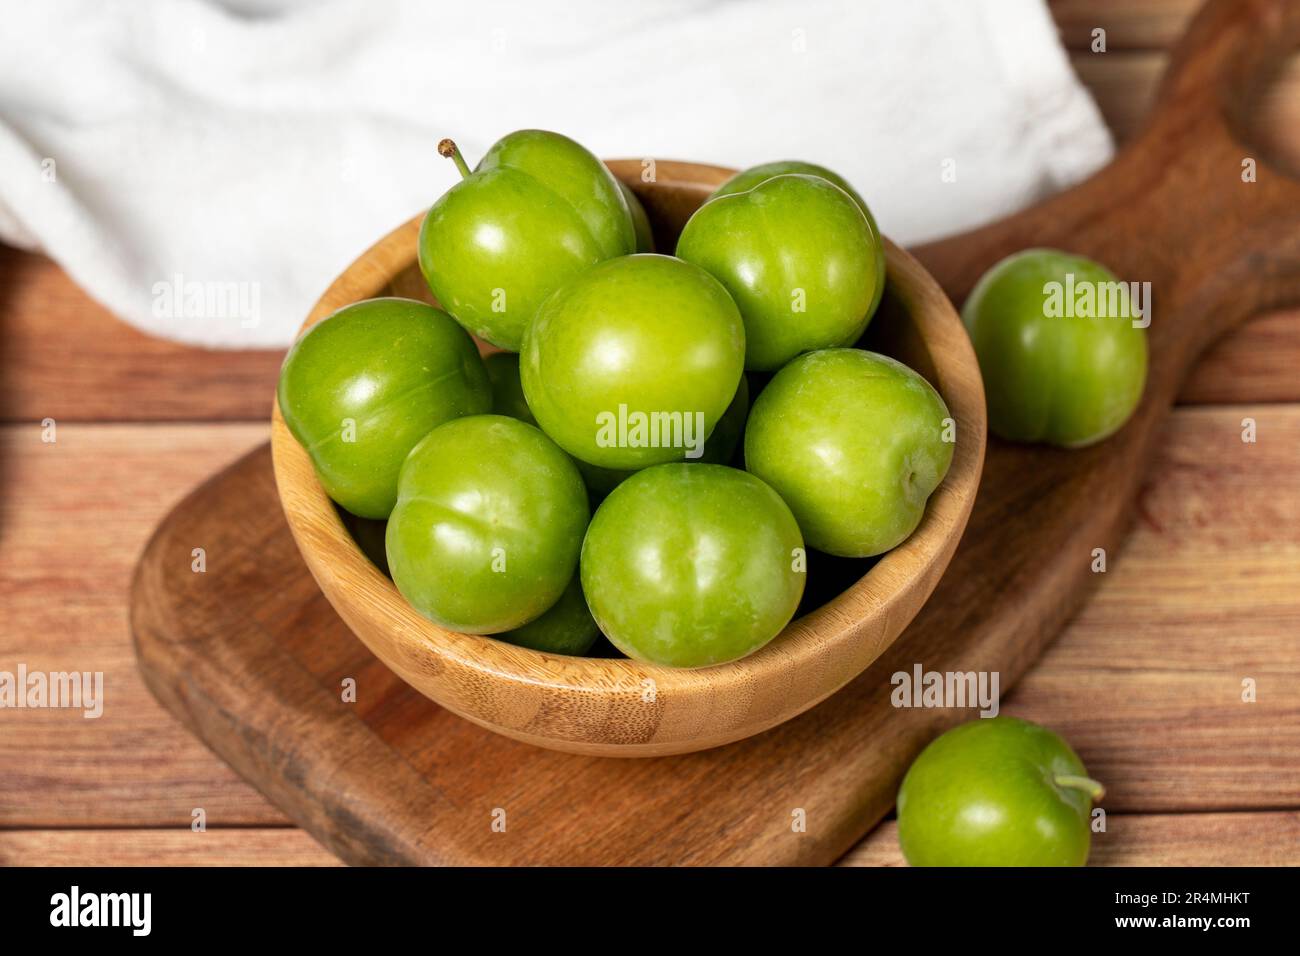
{"left": 270, "top": 158, "right": 985, "bottom": 753}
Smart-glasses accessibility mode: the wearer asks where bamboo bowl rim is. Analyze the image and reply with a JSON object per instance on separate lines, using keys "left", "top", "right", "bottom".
{"left": 270, "top": 159, "right": 986, "bottom": 752}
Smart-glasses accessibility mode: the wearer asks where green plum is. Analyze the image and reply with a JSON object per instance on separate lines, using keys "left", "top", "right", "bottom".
{"left": 617, "top": 180, "right": 656, "bottom": 253}
{"left": 483, "top": 351, "right": 536, "bottom": 426}
{"left": 277, "top": 297, "right": 491, "bottom": 519}
{"left": 418, "top": 131, "right": 636, "bottom": 349}
{"left": 676, "top": 174, "right": 882, "bottom": 370}
{"left": 496, "top": 576, "right": 600, "bottom": 656}
{"left": 710, "top": 159, "right": 885, "bottom": 318}
{"left": 744, "top": 348, "right": 953, "bottom": 557}
{"left": 386, "top": 415, "right": 589, "bottom": 634}
{"left": 521, "top": 254, "right": 745, "bottom": 470}
{"left": 897, "top": 716, "right": 1105, "bottom": 867}
{"left": 580, "top": 463, "right": 805, "bottom": 668}
{"left": 962, "top": 248, "right": 1148, "bottom": 447}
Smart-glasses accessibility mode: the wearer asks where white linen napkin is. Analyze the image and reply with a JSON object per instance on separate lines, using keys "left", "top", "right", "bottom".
{"left": 0, "top": 0, "right": 1111, "bottom": 347}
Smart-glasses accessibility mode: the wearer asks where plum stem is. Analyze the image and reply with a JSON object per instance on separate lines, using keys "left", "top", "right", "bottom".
{"left": 439, "top": 139, "right": 472, "bottom": 179}
{"left": 1055, "top": 774, "right": 1106, "bottom": 802}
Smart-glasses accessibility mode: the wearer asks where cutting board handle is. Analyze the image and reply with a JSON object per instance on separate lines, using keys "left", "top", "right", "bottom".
{"left": 1136, "top": 0, "right": 1300, "bottom": 367}
{"left": 916, "top": 0, "right": 1300, "bottom": 400}
{"left": 1157, "top": 0, "right": 1300, "bottom": 118}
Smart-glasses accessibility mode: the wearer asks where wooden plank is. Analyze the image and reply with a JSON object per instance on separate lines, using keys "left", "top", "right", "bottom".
{"left": 0, "top": 245, "right": 283, "bottom": 423}
{"left": 0, "top": 828, "right": 339, "bottom": 867}
{"left": 0, "top": 423, "right": 283, "bottom": 826}
{"left": 3, "top": 238, "right": 1299, "bottom": 420}
{"left": 8, "top": 810, "right": 1293, "bottom": 868}
{"left": 1182, "top": 312, "right": 1300, "bottom": 405}
{"left": 1072, "top": 49, "right": 1300, "bottom": 149}
{"left": 842, "top": 812, "right": 1300, "bottom": 866}
{"left": 1051, "top": 0, "right": 1197, "bottom": 50}
{"left": 1073, "top": 51, "right": 1163, "bottom": 143}
{"left": 4, "top": 405, "right": 1289, "bottom": 828}
{"left": 1002, "top": 405, "right": 1300, "bottom": 812}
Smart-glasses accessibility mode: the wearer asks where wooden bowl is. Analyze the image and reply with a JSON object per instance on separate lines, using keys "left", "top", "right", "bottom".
{"left": 270, "top": 159, "right": 986, "bottom": 757}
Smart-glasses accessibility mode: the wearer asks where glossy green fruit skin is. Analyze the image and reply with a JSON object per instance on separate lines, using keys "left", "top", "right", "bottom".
{"left": 745, "top": 349, "right": 953, "bottom": 557}
{"left": 677, "top": 174, "right": 882, "bottom": 371}
{"left": 574, "top": 373, "right": 750, "bottom": 498}
{"left": 618, "top": 180, "right": 656, "bottom": 253}
{"left": 962, "top": 249, "right": 1148, "bottom": 447}
{"left": 496, "top": 575, "right": 600, "bottom": 656}
{"left": 483, "top": 353, "right": 746, "bottom": 499}
{"left": 386, "top": 415, "right": 589, "bottom": 634}
{"left": 710, "top": 159, "right": 885, "bottom": 318}
{"left": 521, "top": 254, "right": 745, "bottom": 470}
{"left": 580, "top": 463, "right": 805, "bottom": 668}
{"left": 418, "top": 129, "right": 636, "bottom": 350}
{"left": 483, "top": 351, "right": 536, "bottom": 426}
{"left": 277, "top": 298, "right": 491, "bottom": 519}
{"left": 897, "top": 717, "right": 1097, "bottom": 867}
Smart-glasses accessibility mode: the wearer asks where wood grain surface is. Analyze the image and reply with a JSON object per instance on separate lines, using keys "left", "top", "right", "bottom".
{"left": 843, "top": 812, "right": 1300, "bottom": 867}
{"left": 0, "top": 247, "right": 285, "bottom": 424}
{"left": 127, "top": 402, "right": 1300, "bottom": 863}
{"left": 1050, "top": 0, "right": 1200, "bottom": 48}
{"left": 4, "top": 404, "right": 1296, "bottom": 833}
{"left": 2, "top": 0, "right": 1299, "bottom": 864}
{"left": 0, "top": 830, "right": 339, "bottom": 867}
{"left": 0, "top": 424, "right": 278, "bottom": 825}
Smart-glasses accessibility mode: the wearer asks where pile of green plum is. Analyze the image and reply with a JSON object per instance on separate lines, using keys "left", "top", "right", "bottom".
{"left": 278, "top": 129, "right": 955, "bottom": 668}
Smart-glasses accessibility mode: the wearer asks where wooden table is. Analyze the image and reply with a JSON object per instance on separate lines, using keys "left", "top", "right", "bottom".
{"left": 2, "top": 0, "right": 1297, "bottom": 866}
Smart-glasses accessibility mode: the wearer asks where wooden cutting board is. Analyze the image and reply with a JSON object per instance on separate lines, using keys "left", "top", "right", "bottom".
{"left": 131, "top": 0, "right": 1300, "bottom": 865}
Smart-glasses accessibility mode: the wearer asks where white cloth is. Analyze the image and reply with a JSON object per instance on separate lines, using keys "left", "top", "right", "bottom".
{"left": 0, "top": 0, "right": 1112, "bottom": 347}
